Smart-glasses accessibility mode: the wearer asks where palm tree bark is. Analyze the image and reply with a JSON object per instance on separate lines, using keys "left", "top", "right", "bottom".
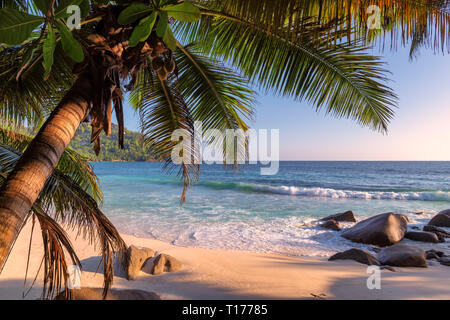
{"left": 0, "top": 72, "right": 93, "bottom": 271}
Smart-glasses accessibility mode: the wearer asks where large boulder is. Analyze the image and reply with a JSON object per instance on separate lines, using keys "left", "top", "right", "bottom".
{"left": 377, "top": 244, "right": 427, "bottom": 268}
{"left": 321, "top": 210, "right": 356, "bottom": 222}
{"left": 404, "top": 231, "right": 440, "bottom": 243}
{"left": 55, "top": 288, "right": 161, "bottom": 300}
{"left": 341, "top": 212, "right": 408, "bottom": 247}
{"left": 150, "top": 253, "right": 183, "bottom": 275}
{"left": 126, "top": 245, "right": 155, "bottom": 280}
{"left": 320, "top": 219, "right": 341, "bottom": 231}
{"left": 428, "top": 209, "right": 450, "bottom": 227}
{"left": 328, "top": 248, "right": 379, "bottom": 266}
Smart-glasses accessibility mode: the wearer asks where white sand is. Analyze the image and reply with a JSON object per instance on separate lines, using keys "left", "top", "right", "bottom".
{"left": 0, "top": 221, "right": 449, "bottom": 300}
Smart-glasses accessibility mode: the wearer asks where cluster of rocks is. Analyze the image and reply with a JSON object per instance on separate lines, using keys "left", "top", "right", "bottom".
{"left": 126, "top": 245, "right": 183, "bottom": 280}
{"left": 57, "top": 245, "right": 183, "bottom": 300}
{"left": 319, "top": 210, "right": 356, "bottom": 231}
{"left": 322, "top": 209, "right": 450, "bottom": 268}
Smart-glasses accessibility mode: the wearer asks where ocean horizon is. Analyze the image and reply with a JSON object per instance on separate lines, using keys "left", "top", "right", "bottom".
{"left": 93, "top": 161, "right": 450, "bottom": 257}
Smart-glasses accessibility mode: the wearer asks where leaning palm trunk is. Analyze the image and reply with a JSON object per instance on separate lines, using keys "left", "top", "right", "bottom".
{"left": 0, "top": 72, "right": 93, "bottom": 271}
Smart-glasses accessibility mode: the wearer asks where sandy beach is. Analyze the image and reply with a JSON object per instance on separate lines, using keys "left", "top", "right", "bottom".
{"left": 0, "top": 221, "right": 448, "bottom": 300}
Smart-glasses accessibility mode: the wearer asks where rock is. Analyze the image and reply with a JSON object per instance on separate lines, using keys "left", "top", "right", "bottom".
{"left": 426, "top": 251, "right": 440, "bottom": 260}
{"left": 320, "top": 210, "right": 356, "bottom": 222}
{"left": 55, "top": 288, "right": 160, "bottom": 300}
{"left": 328, "top": 248, "right": 380, "bottom": 265}
{"left": 405, "top": 231, "right": 440, "bottom": 243}
{"left": 377, "top": 244, "right": 427, "bottom": 268}
{"left": 126, "top": 245, "right": 155, "bottom": 280}
{"left": 411, "top": 226, "right": 420, "bottom": 230}
{"left": 151, "top": 253, "right": 183, "bottom": 275}
{"left": 380, "top": 266, "right": 397, "bottom": 272}
{"left": 413, "top": 212, "right": 424, "bottom": 215}
{"left": 320, "top": 219, "right": 341, "bottom": 231}
{"left": 341, "top": 212, "right": 408, "bottom": 247}
{"left": 370, "top": 246, "right": 381, "bottom": 253}
{"left": 423, "top": 225, "right": 450, "bottom": 238}
{"left": 426, "top": 249, "right": 445, "bottom": 258}
{"left": 428, "top": 209, "right": 450, "bottom": 227}
{"left": 438, "top": 257, "right": 450, "bottom": 267}
{"left": 438, "top": 208, "right": 450, "bottom": 215}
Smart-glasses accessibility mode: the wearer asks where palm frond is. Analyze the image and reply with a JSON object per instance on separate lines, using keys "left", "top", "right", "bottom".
{"left": 175, "top": 43, "right": 255, "bottom": 132}
{"left": 0, "top": 127, "right": 127, "bottom": 299}
{"left": 30, "top": 206, "right": 80, "bottom": 300}
{"left": 0, "top": 125, "right": 102, "bottom": 202}
{"left": 0, "top": 0, "right": 29, "bottom": 10}
{"left": 0, "top": 41, "right": 75, "bottom": 126}
{"left": 41, "top": 169, "right": 127, "bottom": 299}
{"left": 174, "top": 43, "right": 256, "bottom": 165}
{"left": 194, "top": 0, "right": 450, "bottom": 54}
{"left": 137, "top": 69, "right": 199, "bottom": 202}
{"left": 177, "top": 14, "right": 397, "bottom": 131}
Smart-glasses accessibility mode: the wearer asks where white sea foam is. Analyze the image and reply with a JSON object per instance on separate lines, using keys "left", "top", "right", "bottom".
{"left": 113, "top": 210, "right": 449, "bottom": 258}
{"left": 243, "top": 184, "right": 450, "bottom": 201}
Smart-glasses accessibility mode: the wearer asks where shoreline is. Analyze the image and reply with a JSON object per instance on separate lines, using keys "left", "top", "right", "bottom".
{"left": 111, "top": 210, "right": 449, "bottom": 259}
{"left": 0, "top": 221, "right": 449, "bottom": 300}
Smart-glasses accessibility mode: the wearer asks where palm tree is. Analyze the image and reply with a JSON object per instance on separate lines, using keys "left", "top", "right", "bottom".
{"left": 0, "top": 123, "right": 126, "bottom": 299}
{"left": 0, "top": 0, "right": 449, "bottom": 297}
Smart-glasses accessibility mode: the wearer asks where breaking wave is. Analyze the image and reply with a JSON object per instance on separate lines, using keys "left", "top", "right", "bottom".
{"left": 197, "top": 181, "right": 450, "bottom": 201}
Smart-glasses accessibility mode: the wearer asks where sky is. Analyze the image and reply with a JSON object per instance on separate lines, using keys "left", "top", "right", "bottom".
{"left": 122, "top": 44, "right": 450, "bottom": 161}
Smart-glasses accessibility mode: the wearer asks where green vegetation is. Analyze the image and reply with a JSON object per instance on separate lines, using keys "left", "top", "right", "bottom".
{"left": 69, "top": 123, "right": 155, "bottom": 161}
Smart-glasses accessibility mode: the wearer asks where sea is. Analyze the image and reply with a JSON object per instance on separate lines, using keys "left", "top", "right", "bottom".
{"left": 93, "top": 161, "right": 450, "bottom": 257}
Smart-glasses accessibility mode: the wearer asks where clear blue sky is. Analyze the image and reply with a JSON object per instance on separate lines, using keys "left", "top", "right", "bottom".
{"left": 122, "top": 44, "right": 450, "bottom": 161}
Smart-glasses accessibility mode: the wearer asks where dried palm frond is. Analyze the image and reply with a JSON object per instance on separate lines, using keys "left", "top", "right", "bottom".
{"left": 30, "top": 205, "right": 80, "bottom": 300}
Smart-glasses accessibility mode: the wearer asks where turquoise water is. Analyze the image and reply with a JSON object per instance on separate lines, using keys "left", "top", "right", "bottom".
{"left": 93, "top": 161, "right": 450, "bottom": 256}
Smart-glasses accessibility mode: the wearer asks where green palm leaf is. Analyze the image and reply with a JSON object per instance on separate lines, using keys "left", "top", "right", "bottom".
{"left": 177, "top": 14, "right": 397, "bottom": 131}
{"left": 175, "top": 43, "right": 254, "bottom": 132}
{"left": 56, "top": 20, "right": 84, "bottom": 62}
{"left": 128, "top": 12, "right": 157, "bottom": 48}
{"left": 42, "top": 25, "right": 56, "bottom": 78}
{"left": 0, "top": 7, "right": 43, "bottom": 45}
{"left": 162, "top": 2, "right": 201, "bottom": 22}
{"left": 117, "top": 3, "right": 153, "bottom": 25}
{"left": 0, "top": 1, "right": 29, "bottom": 10}
{"left": 0, "top": 40, "right": 75, "bottom": 125}
{"left": 174, "top": 42, "right": 254, "bottom": 163}
{"left": 137, "top": 70, "right": 199, "bottom": 202}
{"left": 0, "top": 127, "right": 127, "bottom": 299}
{"left": 195, "top": 0, "right": 450, "bottom": 54}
